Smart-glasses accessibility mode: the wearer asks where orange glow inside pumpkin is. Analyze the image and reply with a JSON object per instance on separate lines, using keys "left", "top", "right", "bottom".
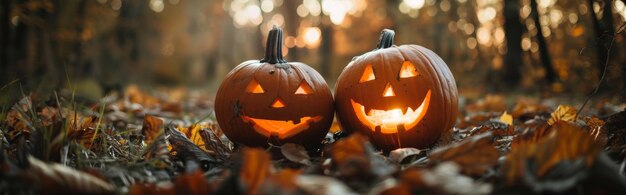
{"left": 399, "top": 61, "right": 418, "bottom": 78}
{"left": 246, "top": 79, "right": 265, "bottom": 93}
{"left": 271, "top": 98, "right": 286, "bottom": 108}
{"left": 383, "top": 83, "right": 395, "bottom": 97}
{"left": 242, "top": 116, "right": 323, "bottom": 139}
{"left": 350, "top": 90, "right": 431, "bottom": 134}
{"left": 295, "top": 82, "right": 313, "bottom": 94}
{"left": 359, "top": 65, "right": 376, "bottom": 83}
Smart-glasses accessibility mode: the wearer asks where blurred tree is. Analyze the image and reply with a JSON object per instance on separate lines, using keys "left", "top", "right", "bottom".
{"left": 530, "top": 0, "right": 556, "bottom": 83}
{"left": 504, "top": 0, "right": 523, "bottom": 87}
{"left": 587, "top": 0, "right": 614, "bottom": 78}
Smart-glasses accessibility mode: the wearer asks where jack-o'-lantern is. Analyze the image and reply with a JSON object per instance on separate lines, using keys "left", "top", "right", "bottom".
{"left": 215, "top": 27, "right": 334, "bottom": 148}
{"left": 334, "top": 29, "right": 458, "bottom": 151}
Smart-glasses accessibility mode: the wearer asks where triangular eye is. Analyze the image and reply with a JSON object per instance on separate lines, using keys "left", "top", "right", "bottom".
{"left": 246, "top": 79, "right": 265, "bottom": 93}
{"left": 295, "top": 81, "right": 313, "bottom": 95}
{"left": 399, "top": 61, "right": 418, "bottom": 78}
{"left": 359, "top": 65, "right": 376, "bottom": 83}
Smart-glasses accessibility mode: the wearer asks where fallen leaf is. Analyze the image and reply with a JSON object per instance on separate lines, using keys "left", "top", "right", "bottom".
{"left": 499, "top": 111, "right": 513, "bottom": 125}
{"left": 281, "top": 143, "right": 311, "bottom": 165}
{"left": 6, "top": 96, "right": 34, "bottom": 140}
{"left": 142, "top": 115, "right": 164, "bottom": 145}
{"left": 172, "top": 170, "right": 212, "bottom": 194}
{"left": 239, "top": 148, "right": 272, "bottom": 195}
{"left": 394, "top": 162, "right": 492, "bottom": 195}
{"left": 260, "top": 169, "right": 302, "bottom": 194}
{"left": 328, "top": 134, "right": 395, "bottom": 189}
{"left": 166, "top": 127, "right": 217, "bottom": 170}
{"left": 429, "top": 133, "right": 499, "bottom": 176}
{"left": 388, "top": 148, "right": 421, "bottom": 164}
{"left": 548, "top": 105, "right": 577, "bottom": 125}
{"left": 503, "top": 121, "right": 603, "bottom": 188}
{"left": 25, "top": 156, "right": 115, "bottom": 194}
{"left": 295, "top": 175, "right": 357, "bottom": 195}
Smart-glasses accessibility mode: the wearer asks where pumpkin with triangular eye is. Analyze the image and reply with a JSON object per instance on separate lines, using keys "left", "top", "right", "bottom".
{"left": 215, "top": 27, "right": 334, "bottom": 148}
{"left": 334, "top": 29, "right": 458, "bottom": 151}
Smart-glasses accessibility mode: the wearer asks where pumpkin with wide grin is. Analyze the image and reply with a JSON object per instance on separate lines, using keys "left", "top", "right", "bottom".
{"left": 334, "top": 29, "right": 458, "bottom": 151}
{"left": 350, "top": 90, "right": 430, "bottom": 134}
{"left": 242, "top": 115, "right": 323, "bottom": 139}
{"left": 215, "top": 27, "right": 334, "bottom": 148}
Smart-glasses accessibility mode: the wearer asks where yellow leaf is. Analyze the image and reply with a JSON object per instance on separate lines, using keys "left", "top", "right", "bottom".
{"left": 499, "top": 111, "right": 513, "bottom": 125}
{"left": 548, "top": 105, "right": 577, "bottom": 125}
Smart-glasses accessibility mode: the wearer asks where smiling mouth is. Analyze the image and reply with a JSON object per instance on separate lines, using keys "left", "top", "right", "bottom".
{"left": 350, "top": 90, "right": 431, "bottom": 134}
{"left": 242, "top": 116, "right": 323, "bottom": 139}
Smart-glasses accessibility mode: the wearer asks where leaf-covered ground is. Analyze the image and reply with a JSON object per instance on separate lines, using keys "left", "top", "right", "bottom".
{"left": 1, "top": 85, "right": 626, "bottom": 195}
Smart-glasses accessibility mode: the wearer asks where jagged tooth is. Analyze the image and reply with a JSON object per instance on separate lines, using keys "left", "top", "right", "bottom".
{"left": 293, "top": 117, "right": 302, "bottom": 124}
{"left": 407, "top": 106, "right": 414, "bottom": 115}
{"left": 364, "top": 106, "right": 373, "bottom": 115}
{"left": 400, "top": 107, "right": 408, "bottom": 115}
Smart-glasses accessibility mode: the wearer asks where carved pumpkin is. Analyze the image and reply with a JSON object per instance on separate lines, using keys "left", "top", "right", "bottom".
{"left": 334, "top": 29, "right": 458, "bottom": 151}
{"left": 215, "top": 27, "right": 334, "bottom": 148}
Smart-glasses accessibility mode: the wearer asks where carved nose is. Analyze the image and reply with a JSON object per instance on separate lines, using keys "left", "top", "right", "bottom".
{"left": 271, "top": 98, "right": 286, "bottom": 108}
{"left": 383, "top": 83, "right": 395, "bottom": 97}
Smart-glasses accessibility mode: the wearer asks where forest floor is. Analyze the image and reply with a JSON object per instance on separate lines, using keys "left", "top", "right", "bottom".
{"left": 0, "top": 84, "right": 625, "bottom": 195}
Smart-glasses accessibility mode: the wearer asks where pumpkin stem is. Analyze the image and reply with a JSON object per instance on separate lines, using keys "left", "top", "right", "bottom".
{"left": 261, "top": 26, "right": 286, "bottom": 64}
{"left": 376, "top": 29, "right": 395, "bottom": 49}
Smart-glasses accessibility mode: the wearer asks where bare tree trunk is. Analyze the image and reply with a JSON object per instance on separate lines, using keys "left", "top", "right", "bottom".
{"left": 73, "top": 0, "right": 88, "bottom": 76}
{"left": 503, "top": 0, "right": 523, "bottom": 86}
{"left": 530, "top": 0, "right": 556, "bottom": 83}
{"left": 282, "top": 0, "right": 299, "bottom": 60}
{"left": 0, "top": 0, "right": 11, "bottom": 84}
{"left": 319, "top": 24, "right": 333, "bottom": 79}
{"left": 587, "top": 0, "right": 614, "bottom": 78}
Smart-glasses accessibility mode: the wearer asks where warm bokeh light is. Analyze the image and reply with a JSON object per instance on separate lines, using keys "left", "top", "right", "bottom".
{"left": 303, "top": 27, "right": 322, "bottom": 48}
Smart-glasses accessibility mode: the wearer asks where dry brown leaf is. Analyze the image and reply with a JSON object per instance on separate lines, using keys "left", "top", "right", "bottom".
{"left": 389, "top": 148, "right": 421, "bottom": 164}
{"left": 584, "top": 116, "right": 606, "bottom": 144}
{"left": 176, "top": 124, "right": 209, "bottom": 152}
{"left": 465, "top": 94, "right": 506, "bottom": 113}
{"left": 330, "top": 134, "right": 367, "bottom": 166}
{"left": 129, "top": 183, "right": 174, "bottom": 195}
{"left": 173, "top": 170, "right": 212, "bottom": 194}
{"left": 262, "top": 169, "right": 302, "bottom": 193}
{"left": 126, "top": 84, "right": 161, "bottom": 109}
{"left": 6, "top": 96, "right": 34, "bottom": 140}
{"left": 429, "top": 133, "right": 499, "bottom": 176}
{"left": 239, "top": 148, "right": 271, "bottom": 195}
{"left": 25, "top": 156, "right": 115, "bottom": 194}
{"left": 142, "top": 115, "right": 163, "bottom": 144}
{"left": 548, "top": 105, "right": 577, "bottom": 125}
{"left": 503, "top": 121, "right": 603, "bottom": 185}
{"left": 66, "top": 112, "right": 98, "bottom": 148}
{"left": 470, "top": 121, "right": 516, "bottom": 137}
{"left": 129, "top": 170, "right": 210, "bottom": 195}
{"left": 281, "top": 143, "right": 311, "bottom": 165}
{"left": 394, "top": 163, "right": 492, "bottom": 194}
{"left": 511, "top": 97, "right": 550, "bottom": 120}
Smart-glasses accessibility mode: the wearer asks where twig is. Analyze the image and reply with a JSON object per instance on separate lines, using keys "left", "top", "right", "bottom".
{"left": 576, "top": 22, "right": 626, "bottom": 119}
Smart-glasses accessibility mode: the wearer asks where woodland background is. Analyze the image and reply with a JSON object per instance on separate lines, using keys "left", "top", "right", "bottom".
{"left": 1, "top": 0, "right": 626, "bottom": 99}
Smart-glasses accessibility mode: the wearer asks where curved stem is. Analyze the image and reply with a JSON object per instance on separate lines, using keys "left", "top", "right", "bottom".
{"left": 261, "top": 26, "right": 286, "bottom": 64}
{"left": 376, "top": 29, "right": 395, "bottom": 49}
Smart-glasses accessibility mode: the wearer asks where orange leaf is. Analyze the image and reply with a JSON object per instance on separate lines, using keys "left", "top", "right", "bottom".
{"left": 548, "top": 105, "right": 577, "bottom": 125}
{"left": 142, "top": 115, "right": 164, "bottom": 144}
{"left": 239, "top": 148, "right": 271, "bottom": 195}
{"left": 429, "top": 133, "right": 499, "bottom": 176}
{"left": 503, "top": 121, "right": 603, "bottom": 185}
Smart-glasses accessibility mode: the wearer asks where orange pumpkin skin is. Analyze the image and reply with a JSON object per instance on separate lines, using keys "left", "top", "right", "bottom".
{"left": 215, "top": 27, "right": 334, "bottom": 148}
{"left": 334, "top": 29, "right": 458, "bottom": 151}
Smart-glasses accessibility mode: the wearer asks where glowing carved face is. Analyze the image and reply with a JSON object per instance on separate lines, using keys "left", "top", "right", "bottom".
{"left": 240, "top": 79, "right": 323, "bottom": 139}
{"left": 349, "top": 61, "right": 431, "bottom": 134}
